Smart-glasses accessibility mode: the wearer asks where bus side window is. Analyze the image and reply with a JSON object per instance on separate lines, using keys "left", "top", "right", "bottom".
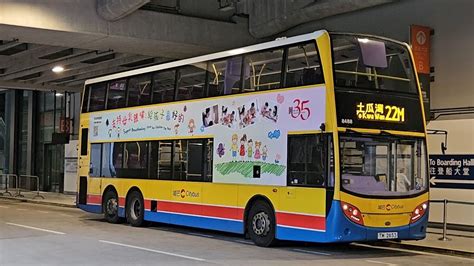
{"left": 152, "top": 70, "right": 176, "bottom": 104}
{"left": 327, "top": 136, "right": 335, "bottom": 188}
{"left": 112, "top": 142, "right": 125, "bottom": 178}
{"left": 176, "top": 64, "right": 207, "bottom": 101}
{"left": 101, "top": 143, "right": 115, "bottom": 177}
{"left": 285, "top": 42, "right": 324, "bottom": 87}
{"left": 123, "top": 142, "right": 149, "bottom": 178}
{"left": 107, "top": 79, "right": 127, "bottom": 109}
{"left": 149, "top": 141, "right": 159, "bottom": 179}
{"left": 287, "top": 134, "right": 326, "bottom": 187}
{"left": 158, "top": 140, "right": 173, "bottom": 180}
{"left": 81, "top": 85, "right": 90, "bottom": 113}
{"left": 208, "top": 56, "right": 243, "bottom": 96}
{"left": 88, "top": 83, "right": 107, "bottom": 112}
{"left": 128, "top": 74, "right": 152, "bottom": 107}
{"left": 184, "top": 139, "right": 205, "bottom": 182}
{"left": 90, "top": 144, "right": 102, "bottom": 177}
{"left": 242, "top": 48, "right": 284, "bottom": 92}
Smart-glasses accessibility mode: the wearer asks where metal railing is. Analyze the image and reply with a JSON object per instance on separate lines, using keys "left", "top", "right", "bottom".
{"left": 17, "top": 175, "right": 44, "bottom": 199}
{"left": 0, "top": 174, "right": 18, "bottom": 197}
{"left": 430, "top": 199, "right": 474, "bottom": 241}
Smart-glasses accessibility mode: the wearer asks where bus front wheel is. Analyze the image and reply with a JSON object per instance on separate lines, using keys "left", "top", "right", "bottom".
{"left": 247, "top": 201, "right": 277, "bottom": 247}
{"left": 103, "top": 190, "right": 120, "bottom": 224}
{"left": 126, "top": 191, "right": 145, "bottom": 227}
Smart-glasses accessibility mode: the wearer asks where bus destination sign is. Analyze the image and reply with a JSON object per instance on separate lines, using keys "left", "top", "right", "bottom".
{"left": 356, "top": 102, "right": 405, "bottom": 123}
{"left": 336, "top": 90, "right": 424, "bottom": 132}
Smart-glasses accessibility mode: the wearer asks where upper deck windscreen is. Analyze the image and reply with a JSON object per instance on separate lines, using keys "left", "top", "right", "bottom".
{"left": 331, "top": 34, "right": 417, "bottom": 95}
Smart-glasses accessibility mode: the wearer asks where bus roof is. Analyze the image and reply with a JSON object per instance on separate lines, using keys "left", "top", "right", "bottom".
{"left": 84, "top": 30, "right": 326, "bottom": 86}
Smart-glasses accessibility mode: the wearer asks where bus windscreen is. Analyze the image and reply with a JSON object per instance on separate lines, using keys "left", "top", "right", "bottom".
{"left": 331, "top": 34, "right": 417, "bottom": 95}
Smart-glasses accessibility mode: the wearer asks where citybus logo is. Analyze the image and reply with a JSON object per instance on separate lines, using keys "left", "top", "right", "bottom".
{"left": 378, "top": 204, "right": 404, "bottom": 211}
{"left": 172, "top": 189, "right": 200, "bottom": 199}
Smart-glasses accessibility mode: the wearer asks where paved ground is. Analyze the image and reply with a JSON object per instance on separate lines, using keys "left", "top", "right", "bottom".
{"left": 0, "top": 199, "right": 472, "bottom": 265}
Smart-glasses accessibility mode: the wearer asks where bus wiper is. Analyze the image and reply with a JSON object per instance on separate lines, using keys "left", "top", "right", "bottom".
{"left": 345, "top": 128, "right": 361, "bottom": 134}
{"left": 380, "top": 130, "right": 394, "bottom": 136}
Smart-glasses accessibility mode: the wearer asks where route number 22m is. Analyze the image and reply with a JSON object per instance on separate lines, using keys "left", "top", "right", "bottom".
{"left": 290, "top": 99, "right": 311, "bottom": 120}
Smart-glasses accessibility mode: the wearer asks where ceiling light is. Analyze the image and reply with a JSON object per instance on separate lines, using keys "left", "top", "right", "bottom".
{"left": 55, "top": 93, "right": 63, "bottom": 97}
{"left": 358, "top": 38, "right": 370, "bottom": 44}
{"left": 52, "top": 66, "right": 64, "bottom": 73}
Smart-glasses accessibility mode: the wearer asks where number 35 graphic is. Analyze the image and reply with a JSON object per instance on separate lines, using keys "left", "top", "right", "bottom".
{"left": 290, "top": 99, "right": 311, "bottom": 120}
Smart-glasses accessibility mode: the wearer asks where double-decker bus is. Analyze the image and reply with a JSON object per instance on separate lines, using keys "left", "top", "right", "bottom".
{"left": 77, "top": 30, "right": 429, "bottom": 246}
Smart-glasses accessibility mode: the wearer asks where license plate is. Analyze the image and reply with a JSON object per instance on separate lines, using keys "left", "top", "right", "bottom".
{"left": 377, "top": 232, "right": 398, "bottom": 239}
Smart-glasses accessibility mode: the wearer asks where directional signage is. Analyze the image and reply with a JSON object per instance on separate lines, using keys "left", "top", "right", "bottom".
{"left": 429, "top": 155, "right": 474, "bottom": 189}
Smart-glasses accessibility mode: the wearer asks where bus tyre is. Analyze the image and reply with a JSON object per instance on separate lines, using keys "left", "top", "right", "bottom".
{"left": 126, "top": 191, "right": 145, "bottom": 227}
{"left": 247, "top": 201, "right": 277, "bottom": 247}
{"left": 103, "top": 190, "right": 120, "bottom": 224}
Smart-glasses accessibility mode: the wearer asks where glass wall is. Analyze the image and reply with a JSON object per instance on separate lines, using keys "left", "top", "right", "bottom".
{"left": 0, "top": 92, "right": 9, "bottom": 174}
{"left": 35, "top": 91, "right": 66, "bottom": 192}
{"left": 17, "top": 91, "right": 31, "bottom": 175}
{"left": 0, "top": 89, "right": 78, "bottom": 192}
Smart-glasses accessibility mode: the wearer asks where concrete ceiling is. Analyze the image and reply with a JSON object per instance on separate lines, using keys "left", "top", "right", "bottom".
{"left": 0, "top": 0, "right": 394, "bottom": 93}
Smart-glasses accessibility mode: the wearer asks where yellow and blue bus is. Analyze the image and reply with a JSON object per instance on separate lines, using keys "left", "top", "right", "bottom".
{"left": 77, "top": 30, "right": 429, "bottom": 246}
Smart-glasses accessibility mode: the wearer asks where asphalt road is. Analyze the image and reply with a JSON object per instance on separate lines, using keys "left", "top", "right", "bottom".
{"left": 0, "top": 199, "right": 472, "bottom": 265}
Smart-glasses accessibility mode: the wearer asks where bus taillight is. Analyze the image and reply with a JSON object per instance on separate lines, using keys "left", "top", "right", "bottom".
{"left": 410, "top": 202, "right": 428, "bottom": 223}
{"left": 341, "top": 201, "right": 364, "bottom": 226}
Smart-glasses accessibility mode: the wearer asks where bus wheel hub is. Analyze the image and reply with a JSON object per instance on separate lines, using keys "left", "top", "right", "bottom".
{"left": 107, "top": 198, "right": 117, "bottom": 215}
{"left": 253, "top": 212, "right": 270, "bottom": 236}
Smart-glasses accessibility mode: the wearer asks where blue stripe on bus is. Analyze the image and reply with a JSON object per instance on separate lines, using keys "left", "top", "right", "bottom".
{"left": 78, "top": 204, "right": 102, "bottom": 214}
{"left": 118, "top": 207, "right": 125, "bottom": 218}
{"left": 144, "top": 211, "right": 244, "bottom": 234}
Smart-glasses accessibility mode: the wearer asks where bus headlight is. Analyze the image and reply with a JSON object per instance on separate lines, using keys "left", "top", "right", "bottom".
{"left": 410, "top": 202, "right": 428, "bottom": 223}
{"left": 341, "top": 201, "right": 364, "bottom": 226}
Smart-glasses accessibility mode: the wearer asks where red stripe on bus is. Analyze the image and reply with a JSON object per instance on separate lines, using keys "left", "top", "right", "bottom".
{"left": 157, "top": 201, "right": 243, "bottom": 220}
{"left": 87, "top": 195, "right": 102, "bottom": 204}
{"left": 119, "top": 197, "right": 126, "bottom": 207}
{"left": 201, "top": 204, "right": 244, "bottom": 220}
{"left": 144, "top": 199, "right": 151, "bottom": 210}
{"left": 276, "top": 212, "right": 326, "bottom": 231}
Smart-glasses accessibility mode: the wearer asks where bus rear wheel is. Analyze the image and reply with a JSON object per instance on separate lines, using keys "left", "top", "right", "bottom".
{"left": 126, "top": 191, "right": 145, "bottom": 227}
{"left": 103, "top": 190, "right": 120, "bottom": 224}
{"left": 247, "top": 200, "right": 277, "bottom": 247}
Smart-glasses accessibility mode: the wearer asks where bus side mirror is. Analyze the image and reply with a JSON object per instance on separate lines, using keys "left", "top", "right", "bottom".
{"left": 320, "top": 123, "right": 325, "bottom": 132}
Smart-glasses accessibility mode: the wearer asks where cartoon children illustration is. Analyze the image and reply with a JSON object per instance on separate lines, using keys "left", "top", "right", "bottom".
{"left": 275, "top": 154, "right": 281, "bottom": 163}
{"left": 240, "top": 134, "right": 247, "bottom": 158}
{"left": 254, "top": 141, "right": 261, "bottom": 160}
{"left": 231, "top": 134, "right": 238, "bottom": 158}
{"left": 188, "top": 119, "right": 196, "bottom": 133}
{"left": 217, "top": 143, "right": 225, "bottom": 158}
{"left": 262, "top": 145, "right": 268, "bottom": 161}
{"left": 247, "top": 139, "right": 253, "bottom": 159}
